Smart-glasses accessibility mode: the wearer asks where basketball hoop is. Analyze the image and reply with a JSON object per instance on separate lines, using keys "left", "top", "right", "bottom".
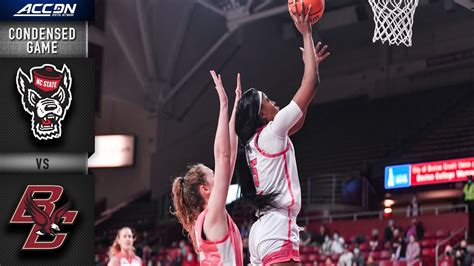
{"left": 368, "top": 0, "right": 419, "bottom": 46}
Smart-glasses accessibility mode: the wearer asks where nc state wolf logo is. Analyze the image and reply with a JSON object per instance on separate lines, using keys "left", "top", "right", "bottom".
{"left": 16, "top": 64, "right": 72, "bottom": 140}
{"left": 10, "top": 185, "right": 78, "bottom": 250}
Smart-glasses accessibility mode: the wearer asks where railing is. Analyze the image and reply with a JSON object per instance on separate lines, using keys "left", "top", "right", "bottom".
{"left": 435, "top": 227, "right": 466, "bottom": 266}
{"left": 300, "top": 204, "right": 468, "bottom": 223}
{"left": 302, "top": 173, "right": 370, "bottom": 208}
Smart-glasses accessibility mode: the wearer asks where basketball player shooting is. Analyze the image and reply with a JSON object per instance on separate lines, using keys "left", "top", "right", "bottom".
{"left": 234, "top": 2, "right": 330, "bottom": 265}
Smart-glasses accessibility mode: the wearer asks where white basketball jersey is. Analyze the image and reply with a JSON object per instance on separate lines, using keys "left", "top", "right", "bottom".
{"left": 245, "top": 126, "right": 301, "bottom": 218}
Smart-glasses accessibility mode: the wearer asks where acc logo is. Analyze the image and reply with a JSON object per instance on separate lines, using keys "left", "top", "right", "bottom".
{"left": 14, "top": 4, "right": 77, "bottom": 17}
{"left": 16, "top": 64, "right": 72, "bottom": 140}
{"left": 10, "top": 185, "right": 78, "bottom": 250}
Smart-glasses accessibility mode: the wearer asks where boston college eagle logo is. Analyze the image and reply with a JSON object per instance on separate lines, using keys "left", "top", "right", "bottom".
{"left": 10, "top": 185, "right": 78, "bottom": 250}
{"left": 16, "top": 64, "right": 72, "bottom": 140}
{"left": 24, "top": 193, "right": 71, "bottom": 237}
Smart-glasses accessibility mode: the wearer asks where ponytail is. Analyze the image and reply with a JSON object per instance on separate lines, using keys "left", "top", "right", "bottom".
{"left": 171, "top": 164, "right": 207, "bottom": 251}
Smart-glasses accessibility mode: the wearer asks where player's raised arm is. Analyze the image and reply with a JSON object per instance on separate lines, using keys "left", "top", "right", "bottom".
{"left": 203, "top": 70, "right": 231, "bottom": 240}
{"left": 289, "top": 43, "right": 330, "bottom": 136}
{"left": 229, "top": 73, "right": 241, "bottom": 179}
{"left": 289, "top": 2, "right": 318, "bottom": 112}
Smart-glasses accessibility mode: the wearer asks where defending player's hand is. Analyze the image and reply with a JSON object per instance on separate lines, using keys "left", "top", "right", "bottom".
{"left": 289, "top": 0, "right": 312, "bottom": 35}
{"left": 210, "top": 70, "right": 228, "bottom": 107}
{"left": 233, "top": 73, "right": 242, "bottom": 110}
{"left": 299, "top": 42, "right": 330, "bottom": 65}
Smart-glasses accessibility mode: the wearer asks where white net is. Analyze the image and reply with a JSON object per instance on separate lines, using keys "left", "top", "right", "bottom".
{"left": 368, "top": 0, "right": 419, "bottom": 46}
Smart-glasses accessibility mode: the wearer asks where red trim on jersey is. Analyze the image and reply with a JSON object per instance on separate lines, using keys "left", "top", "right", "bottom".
{"left": 283, "top": 154, "right": 296, "bottom": 216}
{"left": 254, "top": 126, "right": 290, "bottom": 158}
{"left": 262, "top": 153, "right": 300, "bottom": 265}
{"left": 287, "top": 208, "right": 292, "bottom": 239}
{"left": 262, "top": 240, "right": 300, "bottom": 266}
{"left": 197, "top": 209, "right": 231, "bottom": 245}
{"left": 283, "top": 153, "right": 296, "bottom": 243}
{"left": 229, "top": 223, "right": 244, "bottom": 266}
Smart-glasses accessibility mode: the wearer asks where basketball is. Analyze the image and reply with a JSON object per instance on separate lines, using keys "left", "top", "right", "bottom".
{"left": 288, "top": 0, "right": 325, "bottom": 25}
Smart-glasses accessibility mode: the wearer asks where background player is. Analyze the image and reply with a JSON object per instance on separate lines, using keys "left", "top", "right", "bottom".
{"left": 107, "top": 227, "right": 142, "bottom": 266}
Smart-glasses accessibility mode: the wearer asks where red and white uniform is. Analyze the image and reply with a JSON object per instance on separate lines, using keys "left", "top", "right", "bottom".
{"left": 194, "top": 208, "right": 243, "bottom": 266}
{"left": 115, "top": 252, "right": 141, "bottom": 266}
{"left": 246, "top": 101, "right": 303, "bottom": 265}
